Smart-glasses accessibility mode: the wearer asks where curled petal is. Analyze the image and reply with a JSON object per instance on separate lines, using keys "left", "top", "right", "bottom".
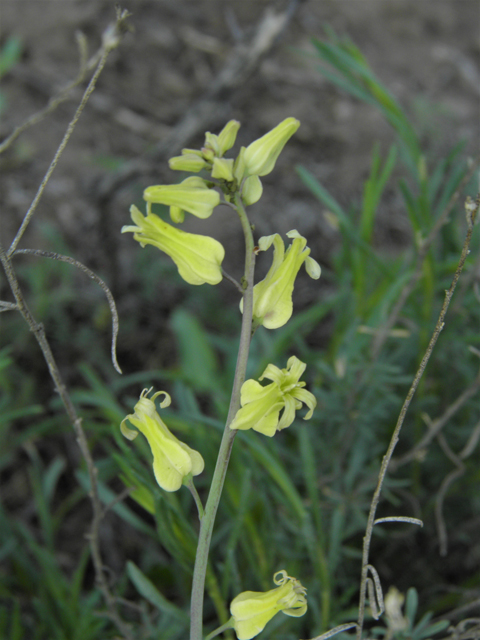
{"left": 291, "top": 387, "right": 317, "bottom": 419}
{"left": 230, "top": 571, "right": 307, "bottom": 640}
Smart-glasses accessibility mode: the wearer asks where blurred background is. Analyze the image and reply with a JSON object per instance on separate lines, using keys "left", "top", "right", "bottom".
{"left": 1, "top": 1, "right": 479, "bottom": 639}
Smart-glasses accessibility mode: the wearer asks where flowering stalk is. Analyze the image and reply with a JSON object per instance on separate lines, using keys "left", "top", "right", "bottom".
{"left": 189, "top": 193, "right": 256, "bottom": 640}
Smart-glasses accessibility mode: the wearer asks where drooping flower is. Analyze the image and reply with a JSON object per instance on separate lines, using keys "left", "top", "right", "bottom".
{"left": 120, "top": 389, "right": 204, "bottom": 492}
{"left": 229, "top": 356, "right": 316, "bottom": 437}
{"left": 143, "top": 176, "right": 220, "bottom": 222}
{"left": 122, "top": 205, "right": 224, "bottom": 285}
{"left": 242, "top": 117, "right": 300, "bottom": 177}
{"left": 241, "top": 230, "right": 320, "bottom": 329}
{"left": 229, "top": 570, "right": 307, "bottom": 640}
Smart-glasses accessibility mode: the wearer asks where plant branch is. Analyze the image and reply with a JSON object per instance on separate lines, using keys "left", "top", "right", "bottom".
{"left": 7, "top": 8, "right": 130, "bottom": 257}
{"left": 13, "top": 249, "right": 122, "bottom": 374}
{"left": 370, "top": 156, "right": 480, "bottom": 359}
{"left": 189, "top": 193, "right": 255, "bottom": 640}
{"left": 0, "top": 242, "right": 134, "bottom": 640}
{"left": 356, "top": 193, "right": 479, "bottom": 639}
{"left": 390, "top": 369, "right": 480, "bottom": 470}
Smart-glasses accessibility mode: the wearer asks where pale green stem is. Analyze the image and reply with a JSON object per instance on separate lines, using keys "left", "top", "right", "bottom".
{"left": 189, "top": 194, "right": 255, "bottom": 640}
{"left": 204, "top": 619, "right": 234, "bottom": 640}
{"left": 185, "top": 476, "right": 205, "bottom": 521}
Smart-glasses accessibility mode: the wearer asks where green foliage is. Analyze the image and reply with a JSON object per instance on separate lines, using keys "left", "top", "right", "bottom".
{"left": 2, "top": 22, "right": 478, "bottom": 640}
{"left": 0, "top": 36, "right": 22, "bottom": 115}
{"left": 371, "top": 588, "right": 450, "bottom": 640}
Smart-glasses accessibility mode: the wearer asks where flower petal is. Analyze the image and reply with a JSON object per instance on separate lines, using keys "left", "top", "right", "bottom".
{"left": 243, "top": 118, "right": 300, "bottom": 177}
{"left": 123, "top": 205, "right": 224, "bottom": 285}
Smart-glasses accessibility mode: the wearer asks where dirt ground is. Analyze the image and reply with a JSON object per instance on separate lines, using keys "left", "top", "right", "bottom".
{"left": 2, "top": 0, "right": 479, "bottom": 270}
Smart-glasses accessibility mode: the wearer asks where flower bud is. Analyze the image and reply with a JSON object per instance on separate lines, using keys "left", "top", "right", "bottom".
{"left": 217, "top": 119, "right": 240, "bottom": 156}
{"left": 144, "top": 176, "right": 220, "bottom": 219}
{"left": 203, "top": 120, "right": 240, "bottom": 158}
{"left": 243, "top": 117, "right": 300, "bottom": 177}
{"left": 168, "top": 154, "right": 209, "bottom": 172}
{"left": 242, "top": 175, "right": 263, "bottom": 205}
{"left": 211, "top": 157, "right": 234, "bottom": 182}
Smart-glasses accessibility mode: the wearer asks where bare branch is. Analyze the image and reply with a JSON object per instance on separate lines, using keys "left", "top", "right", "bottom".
{"left": 0, "top": 301, "right": 18, "bottom": 312}
{"left": 13, "top": 249, "right": 122, "bottom": 374}
{"left": 0, "top": 242, "right": 133, "bottom": 640}
{"left": 302, "top": 623, "right": 358, "bottom": 640}
{"left": 370, "top": 157, "right": 480, "bottom": 360}
{"left": 374, "top": 516, "right": 423, "bottom": 527}
{"left": 391, "top": 370, "right": 480, "bottom": 470}
{"left": 356, "top": 193, "right": 480, "bottom": 640}
{"left": 7, "top": 9, "right": 131, "bottom": 257}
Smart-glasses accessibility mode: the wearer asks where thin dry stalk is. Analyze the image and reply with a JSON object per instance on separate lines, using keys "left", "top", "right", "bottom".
{"left": 0, "top": 8, "right": 133, "bottom": 639}
{"left": 370, "top": 157, "right": 480, "bottom": 360}
{"left": 390, "top": 370, "right": 480, "bottom": 470}
{"left": 356, "top": 193, "right": 480, "bottom": 639}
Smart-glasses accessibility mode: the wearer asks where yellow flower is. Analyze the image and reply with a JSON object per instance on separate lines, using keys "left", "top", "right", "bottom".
{"left": 120, "top": 389, "right": 204, "bottom": 492}
{"left": 122, "top": 205, "right": 224, "bottom": 285}
{"left": 229, "top": 356, "right": 316, "bottom": 436}
{"left": 230, "top": 570, "right": 307, "bottom": 640}
{"left": 243, "top": 117, "right": 300, "bottom": 177}
{"left": 143, "top": 176, "right": 220, "bottom": 221}
{"left": 241, "top": 230, "right": 320, "bottom": 329}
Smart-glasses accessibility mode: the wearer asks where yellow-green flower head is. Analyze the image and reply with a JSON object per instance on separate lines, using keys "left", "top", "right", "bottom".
{"left": 241, "top": 230, "right": 321, "bottom": 329}
{"left": 230, "top": 570, "right": 307, "bottom": 640}
{"left": 204, "top": 120, "right": 241, "bottom": 158}
{"left": 229, "top": 356, "right": 316, "bottom": 436}
{"left": 143, "top": 176, "right": 220, "bottom": 221}
{"left": 122, "top": 205, "right": 224, "bottom": 285}
{"left": 120, "top": 389, "right": 204, "bottom": 492}
{"left": 243, "top": 117, "right": 300, "bottom": 177}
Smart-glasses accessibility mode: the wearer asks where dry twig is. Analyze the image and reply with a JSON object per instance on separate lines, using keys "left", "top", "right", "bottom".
{"left": 0, "top": 8, "right": 134, "bottom": 639}
{"left": 356, "top": 193, "right": 480, "bottom": 640}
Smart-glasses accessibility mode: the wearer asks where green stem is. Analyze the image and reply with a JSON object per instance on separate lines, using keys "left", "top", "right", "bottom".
{"left": 204, "top": 619, "right": 234, "bottom": 640}
{"left": 185, "top": 476, "right": 205, "bottom": 520}
{"left": 189, "top": 194, "right": 255, "bottom": 640}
